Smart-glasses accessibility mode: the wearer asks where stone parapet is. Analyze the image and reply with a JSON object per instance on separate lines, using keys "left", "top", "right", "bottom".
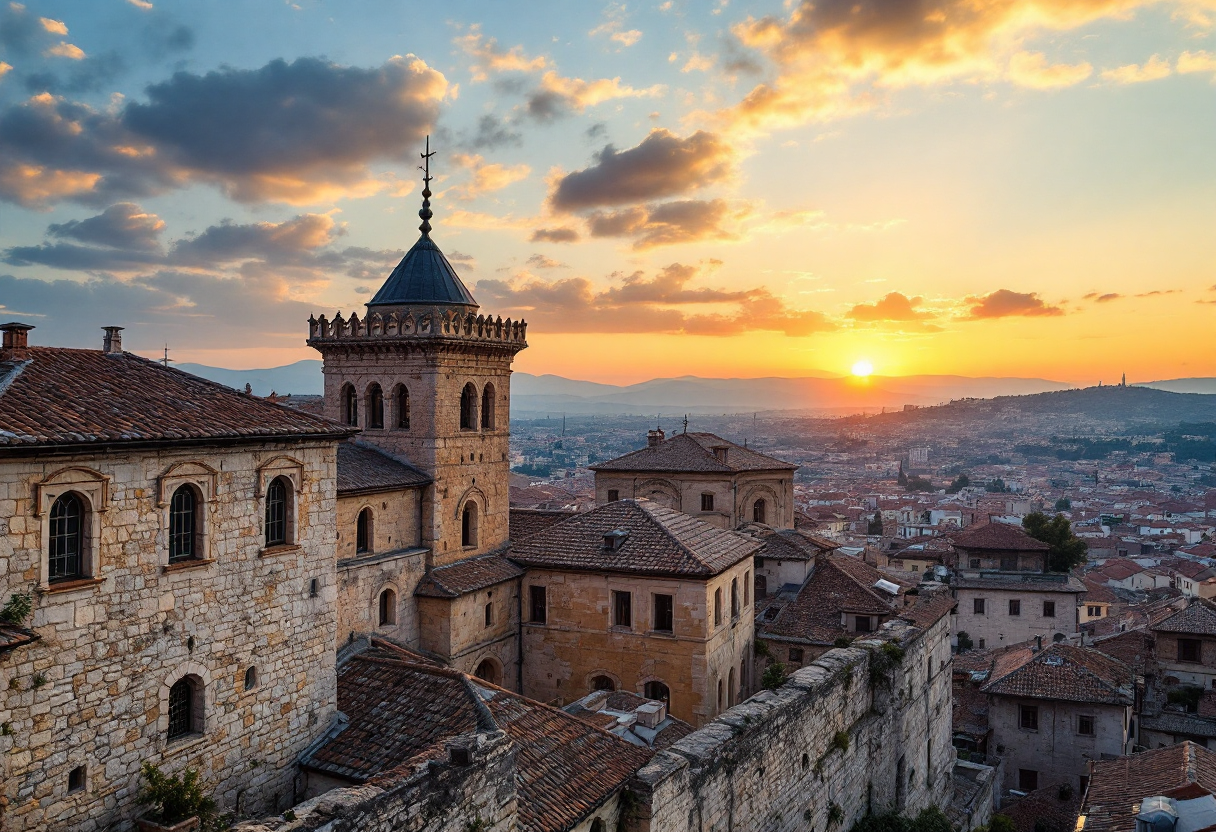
{"left": 308, "top": 308, "right": 526, "bottom": 351}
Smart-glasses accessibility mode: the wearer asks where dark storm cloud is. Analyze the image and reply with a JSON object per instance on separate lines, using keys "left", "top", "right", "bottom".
{"left": 23, "top": 52, "right": 128, "bottom": 94}
{"left": 48, "top": 202, "right": 164, "bottom": 250}
{"left": 549, "top": 129, "right": 733, "bottom": 211}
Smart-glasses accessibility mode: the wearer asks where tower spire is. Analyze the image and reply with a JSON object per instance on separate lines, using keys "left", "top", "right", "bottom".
{"left": 418, "top": 135, "right": 436, "bottom": 238}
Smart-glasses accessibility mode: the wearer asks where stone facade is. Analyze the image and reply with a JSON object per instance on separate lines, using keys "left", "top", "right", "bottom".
{"left": 595, "top": 470, "right": 794, "bottom": 531}
{"left": 417, "top": 584, "right": 521, "bottom": 684}
{"left": 952, "top": 581, "right": 1083, "bottom": 649}
{"left": 521, "top": 558, "right": 755, "bottom": 726}
{"left": 0, "top": 441, "right": 339, "bottom": 831}
{"left": 1153, "top": 630, "right": 1216, "bottom": 688}
{"left": 631, "top": 610, "right": 956, "bottom": 832}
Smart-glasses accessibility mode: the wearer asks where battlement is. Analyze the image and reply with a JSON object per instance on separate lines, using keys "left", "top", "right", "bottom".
{"left": 307, "top": 308, "right": 527, "bottom": 349}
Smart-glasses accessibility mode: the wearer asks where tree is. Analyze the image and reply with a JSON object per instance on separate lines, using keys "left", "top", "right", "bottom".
{"left": 1054, "top": 497, "right": 1071, "bottom": 511}
{"left": 867, "top": 513, "right": 884, "bottom": 535}
{"left": 985, "top": 477, "right": 1010, "bottom": 493}
{"left": 762, "top": 662, "right": 786, "bottom": 690}
{"left": 945, "top": 473, "right": 970, "bottom": 494}
{"left": 1023, "top": 511, "right": 1088, "bottom": 573}
{"left": 906, "top": 475, "right": 934, "bottom": 492}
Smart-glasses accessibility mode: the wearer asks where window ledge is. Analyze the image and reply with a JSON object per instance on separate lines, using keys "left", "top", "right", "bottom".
{"left": 164, "top": 558, "right": 215, "bottom": 574}
{"left": 43, "top": 577, "right": 103, "bottom": 595}
{"left": 609, "top": 625, "right": 634, "bottom": 633}
{"left": 259, "top": 544, "right": 301, "bottom": 558}
{"left": 164, "top": 732, "right": 206, "bottom": 754}
{"left": 648, "top": 629, "right": 676, "bottom": 638}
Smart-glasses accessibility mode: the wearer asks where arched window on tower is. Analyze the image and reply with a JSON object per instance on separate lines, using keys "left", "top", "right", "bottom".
{"left": 356, "top": 507, "right": 373, "bottom": 554}
{"left": 395, "top": 384, "right": 410, "bottom": 430}
{"left": 753, "top": 499, "right": 767, "bottom": 525}
{"left": 460, "top": 382, "right": 477, "bottom": 430}
{"left": 366, "top": 383, "right": 384, "bottom": 429}
{"left": 342, "top": 384, "right": 358, "bottom": 426}
{"left": 167, "top": 676, "right": 202, "bottom": 740}
{"left": 481, "top": 383, "right": 496, "bottom": 430}
{"left": 462, "top": 501, "right": 478, "bottom": 548}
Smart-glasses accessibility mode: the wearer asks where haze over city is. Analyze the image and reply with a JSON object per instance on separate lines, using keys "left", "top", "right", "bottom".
{"left": 1, "top": 0, "right": 1214, "bottom": 384}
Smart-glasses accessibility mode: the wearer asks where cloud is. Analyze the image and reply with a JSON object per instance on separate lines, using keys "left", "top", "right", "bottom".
{"left": 0, "top": 56, "right": 449, "bottom": 208}
{"left": 0, "top": 62, "right": 12, "bottom": 79}
{"left": 586, "top": 199, "right": 744, "bottom": 249}
{"left": 526, "top": 254, "right": 569, "bottom": 269}
{"left": 848, "top": 291, "right": 933, "bottom": 321}
{"left": 44, "top": 42, "right": 85, "bottom": 60}
{"left": 1178, "top": 50, "right": 1216, "bottom": 77}
{"left": 589, "top": 5, "right": 643, "bottom": 48}
{"left": 39, "top": 17, "right": 68, "bottom": 35}
{"left": 1007, "top": 51, "right": 1092, "bottom": 88}
{"left": 549, "top": 129, "right": 733, "bottom": 211}
{"left": 47, "top": 202, "right": 165, "bottom": 250}
{"left": 1101, "top": 54, "right": 1171, "bottom": 83}
{"left": 525, "top": 70, "right": 664, "bottom": 121}
{"left": 457, "top": 114, "right": 523, "bottom": 150}
{"left": 473, "top": 262, "right": 834, "bottom": 336}
{"left": 455, "top": 25, "right": 547, "bottom": 82}
{"left": 128, "top": 0, "right": 154, "bottom": 8}
{"left": 0, "top": 3, "right": 44, "bottom": 57}
{"left": 964, "top": 288, "right": 1064, "bottom": 319}
{"left": 530, "top": 227, "right": 581, "bottom": 243}
{"left": 448, "top": 153, "right": 531, "bottom": 200}
{"left": 23, "top": 51, "right": 127, "bottom": 94}
{"left": 1136, "top": 289, "right": 1180, "bottom": 297}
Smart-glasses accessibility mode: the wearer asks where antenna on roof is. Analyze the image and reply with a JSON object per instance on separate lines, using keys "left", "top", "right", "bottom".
{"left": 162, "top": 345, "right": 171, "bottom": 367}
{"left": 418, "top": 135, "right": 436, "bottom": 238}
{"left": 683, "top": 414, "right": 688, "bottom": 434}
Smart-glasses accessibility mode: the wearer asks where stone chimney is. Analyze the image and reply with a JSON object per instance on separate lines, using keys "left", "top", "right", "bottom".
{"left": 0, "top": 322, "right": 34, "bottom": 362}
{"left": 647, "top": 428, "right": 665, "bottom": 447}
{"left": 102, "top": 326, "right": 124, "bottom": 354}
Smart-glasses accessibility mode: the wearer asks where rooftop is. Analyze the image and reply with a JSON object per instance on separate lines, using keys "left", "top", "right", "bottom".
{"left": 1080, "top": 742, "right": 1216, "bottom": 832}
{"left": 589, "top": 431, "right": 797, "bottom": 474}
{"left": 759, "top": 553, "right": 905, "bottom": 644}
{"left": 367, "top": 234, "right": 478, "bottom": 309}
{"left": 947, "top": 522, "right": 1050, "bottom": 553}
{"left": 1153, "top": 598, "right": 1216, "bottom": 637}
{"left": 336, "top": 441, "right": 431, "bottom": 495}
{"left": 980, "top": 643, "right": 1134, "bottom": 706}
{"left": 414, "top": 553, "right": 524, "bottom": 598}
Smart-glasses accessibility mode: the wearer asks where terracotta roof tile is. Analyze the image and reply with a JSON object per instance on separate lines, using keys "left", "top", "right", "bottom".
{"left": 760, "top": 554, "right": 900, "bottom": 644}
{"left": 1081, "top": 742, "right": 1216, "bottom": 832}
{"left": 1153, "top": 598, "right": 1216, "bottom": 636}
{"left": 336, "top": 441, "right": 431, "bottom": 495}
{"left": 0, "top": 624, "right": 38, "bottom": 655}
{"left": 753, "top": 528, "right": 839, "bottom": 562}
{"left": 1090, "top": 629, "right": 1156, "bottom": 674}
{"left": 0, "top": 347, "right": 350, "bottom": 449}
{"left": 510, "top": 508, "right": 580, "bottom": 543}
{"left": 414, "top": 553, "right": 524, "bottom": 598}
{"left": 1082, "top": 576, "right": 1120, "bottom": 605}
{"left": 590, "top": 431, "right": 796, "bottom": 474}
{"left": 980, "top": 643, "right": 1134, "bottom": 705}
{"left": 508, "top": 499, "right": 760, "bottom": 578}
{"left": 948, "top": 522, "right": 1050, "bottom": 553}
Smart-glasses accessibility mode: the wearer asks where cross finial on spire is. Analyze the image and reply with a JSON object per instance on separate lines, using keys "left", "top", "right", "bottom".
{"left": 418, "top": 135, "right": 436, "bottom": 237}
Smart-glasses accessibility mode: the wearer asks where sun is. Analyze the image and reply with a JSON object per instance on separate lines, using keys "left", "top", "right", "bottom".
{"left": 852, "top": 360, "right": 874, "bottom": 378}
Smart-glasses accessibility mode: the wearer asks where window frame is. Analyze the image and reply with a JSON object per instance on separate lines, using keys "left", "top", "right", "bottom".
{"left": 461, "top": 501, "right": 478, "bottom": 548}
{"left": 166, "top": 676, "right": 203, "bottom": 742}
{"left": 701, "top": 492, "right": 715, "bottom": 512}
{"left": 753, "top": 499, "right": 767, "bottom": 524}
{"left": 973, "top": 598, "right": 986, "bottom": 615}
{"left": 1043, "top": 601, "right": 1056, "bottom": 618}
{"left": 264, "top": 477, "right": 291, "bottom": 548}
{"left": 342, "top": 383, "right": 358, "bottom": 426}
{"left": 1179, "top": 638, "right": 1202, "bottom": 663}
{"left": 1077, "top": 714, "right": 1095, "bottom": 736}
{"left": 395, "top": 383, "right": 411, "bottom": 430}
{"left": 48, "top": 492, "right": 86, "bottom": 582}
{"left": 653, "top": 593, "right": 674, "bottom": 633}
{"left": 714, "top": 587, "right": 723, "bottom": 626}
{"left": 460, "top": 382, "right": 478, "bottom": 430}
{"left": 378, "top": 587, "right": 397, "bottom": 626}
{"left": 366, "top": 383, "right": 384, "bottom": 430}
{"left": 356, "top": 506, "right": 373, "bottom": 555}
{"left": 1008, "top": 599, "right": 1021, "bottom": 617}
{"left": 167, "top": 484, "right": 201, "bottom": 564}
{"left": 481, "top": 383, "right": 496, "bottom": 430}
{"left": 1019, "top": 704, "right": 1039, "bottom": 731}
{"left": 612, "top": 590, "right": 633, "bottom": 629}
{"left": 529, "top": 585, "right": 547, "bottom": 624}
{"left": 607, "top": 489, "right": 619, "bottom": 503}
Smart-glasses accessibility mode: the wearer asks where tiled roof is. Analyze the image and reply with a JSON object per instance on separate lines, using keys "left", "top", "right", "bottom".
{"left": 980, "top": 644, "right": 1134, "bottom": 706}
{"left": 753, "top": 528, "right": 839, "bottom": 562}
{"left": 336, "top": 441, "right": 431, "bottom": 495}
{"left": 0, "top": 624, "right": 38, "bottom": 655}
{"left": 1081, "top": 576, "right": 1120, "bottom": 605}
{"left": 1090, "top": 629, "right": 1156, "bottom": 673}
{"left": 1152, "top": 598, "right": 1216, "bottom": 636}
{"left": 947, "top": 522, "right": 1050, "bottom": 553}
{"left": 0, "top": 347, "right": 351, "bottom": 449}
{"left": 510, "top": 508, "right": 580, "bottom": 543}
{"left": 952, "top": 574, "right": 1086, "bottom": 593}
{"left": 898, "top": 592, "right": 957, "bottom": 630}
{"left": 304, "top": 648, "right": 651, "bottom": 832}
{"left": 952, "top": 680, "right": 990, "bottom": 739}
{"left": 1080, "top": 742, "right": 1216, "bottom": 832}
{"left": 760, "top": 554, "right": 900, "bottom": 644}
{"left": 1139, "top": 712, "right": 1216, "bottom": 739}
{"left": 507, "top": 499, "right": 760, "bottom": 578}
{"left": 563, "top": 691, "right": 694, "bottom": 753}
{"left": 414, "top": 553, "right": 524, "bottom": 598}
{"left": 368, "top": 234, "right": 478, "bottom": 308}
{"left": 589, "top": 431, "right": 797, "bottom": 473}
{"left": 1001, "top": 784, "right": 1081, "bottom": 832}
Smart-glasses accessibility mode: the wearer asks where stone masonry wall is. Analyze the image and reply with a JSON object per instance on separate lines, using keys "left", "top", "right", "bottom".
{"left": 629, "top": 611, "right": 955, "bottom": 832}
{"left": 595, "top": 472, "right": 794, "bottom": 531}
{"left": 0, "top": 440, "right": 339, "bottom": 832}
{"left": 988, "top": 698, "right": 1130, "bottom": 793}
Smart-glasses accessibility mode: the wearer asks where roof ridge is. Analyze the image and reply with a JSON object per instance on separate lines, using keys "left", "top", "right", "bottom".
{"left": 824, "top": 554, "right": 893, "bottom": 607}
{"left": 631, "top": 501, "right": 720, "bottom": 574}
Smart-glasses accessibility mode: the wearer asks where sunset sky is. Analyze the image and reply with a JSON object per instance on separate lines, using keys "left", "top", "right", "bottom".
{"left": 1, "top": 0, "right": 1213, "bottom": 384}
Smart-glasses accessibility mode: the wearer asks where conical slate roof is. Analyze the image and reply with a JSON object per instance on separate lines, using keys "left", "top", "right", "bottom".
{"left": 368, "top": 235, "right": 478, "bottom": 308}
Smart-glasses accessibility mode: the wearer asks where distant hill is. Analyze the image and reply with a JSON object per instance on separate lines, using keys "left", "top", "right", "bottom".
{"left": 1139, "top": 378, "right": 1216, "bottom": 395}
{"left": 175, "top": 360, "right": 324, "bottom": 396}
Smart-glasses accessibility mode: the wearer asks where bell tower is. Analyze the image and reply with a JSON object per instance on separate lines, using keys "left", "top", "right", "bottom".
{"left": 308, "top": 138, "right": 527, "bottom": 567}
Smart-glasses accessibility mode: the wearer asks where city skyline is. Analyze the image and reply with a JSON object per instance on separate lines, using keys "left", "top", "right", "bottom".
{"left": 0, "top": 0, "right": 1213, "bottom": 384}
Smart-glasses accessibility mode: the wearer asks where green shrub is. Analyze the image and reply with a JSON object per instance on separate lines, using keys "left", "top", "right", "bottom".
{"left": 834, "top": 636, "right": 853, "bottom": 648}
{"left": 762, "top": 663, "right": 786, "bottom": 690}
{"left": 956, "top": 631, "right": 974, "bottom": 651}
{"left": 138, "top": 763, "right": 216, "bottom": 825}
{"left": 989, "top": 814, "right": 1015, "bottom": 832}
{"left": 0, "top": 592, "right": 32, "bottom": 625}
{"left": 910, "top": 807, "right": 952, "bottom": 832}
{"left": 831, "top": 730, "right": 849, "bottom": 753}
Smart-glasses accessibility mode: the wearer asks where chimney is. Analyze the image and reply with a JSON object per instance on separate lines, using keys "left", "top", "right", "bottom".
{"left": 0, "top": 322, "right": 34, "bottom": 362}
{"left": 101, "top": 326, "right": 124, "bottom": 355}
{"left": 1034, "top": 635, "right": 1043, "bottom": 652}
{"left": 647, "top": 428, "right": 665, "bottom": 447}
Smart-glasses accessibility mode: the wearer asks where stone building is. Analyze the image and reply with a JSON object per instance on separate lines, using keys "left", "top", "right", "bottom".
{"left": 590, "top": 430, "right": 797, "bottom": 530}
{"left": 980, "top": 643, "right": 1134, "bottom": 794}
{"left": 0, "top": 323, "right": 351, "bottom": 831}
{"left": 509, "top": 498, "right": 759, "bottom": 726}
{"left": 1150, "top": 597, "right": 1216, "bottom": 689}
{"left": 949, "top": 522, "right": 1085, "bottom": 649}
{"left": 747, "top": 525, "right": 839, "bottom": 599}
{"left": 306, "top": 182, "right": 529, "bottom": 681}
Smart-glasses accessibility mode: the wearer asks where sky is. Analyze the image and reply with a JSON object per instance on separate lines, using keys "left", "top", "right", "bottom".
{"left": 0, "top": 0, "right": 1213, "bottom": 385}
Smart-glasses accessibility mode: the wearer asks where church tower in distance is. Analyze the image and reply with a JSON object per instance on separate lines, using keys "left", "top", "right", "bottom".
{"left": 308, "top": 139, "right": 527, "bottom": 567}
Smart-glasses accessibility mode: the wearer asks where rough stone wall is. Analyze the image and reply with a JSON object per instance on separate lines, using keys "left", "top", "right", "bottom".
{"left": 0, "top": 441, "right": 339, "bottom": 832}
{"left": 521, "top": 560, "right": 754, "bottom": 725}
{"left": 594, "top": 472, "right": 794, "bottom": 531}
{"left": 1154, "top": 632, "right": 1216, "bottom": 687}
{"left": 630, "top": 612, "right": 955, "bottom": 832}
{"left": 953, "top": 587, "right": 1079, "bottom": 648}
{"left": 336, "top": 488, "right": 422, "bottom": 561}
{"left": 441, "top": 583, "right": 522, "bottom": 688}
{"left": 336, "top": 549, "right": 427, "bottom": 648}
{"left": 754, "top": 558, "right": 814, "bottom": 600}
{"left": 318, "top": 346, "right": 514, "bottom": 567}
{"left": 987, "top": 698, "right": 1130, "bottom": 792}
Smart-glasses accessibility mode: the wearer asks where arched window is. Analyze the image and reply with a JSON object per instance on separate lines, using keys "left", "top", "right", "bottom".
{"left": 591, "top": 675, "right": 615, "bottom": 691}
{"left": 731, "top": 578, "right": 740, "bottom": 618}
{"left": 168, "top": 484, "right": 199, "bottom": 563}
{"left": 356, "top": 507, "right": 372, "bottom": 554}
{"left": 342, "top": 383, "right": 358, "bottom": 426}
{"left": 644, "top": 680, "right": 670, "bottom": 704}
{"left": 378, "top": 588, "right": 396, "bottom": 626}
{"left": 366, "top": 384, "right": 384, "bottom": 429}
{"left": 395, "top": 384, "right": 410, "bottom": 429}
{"left": 462, "top": 501, "right": 478, "bottom": 548}
{"left": 48, "top": 492, "right": 85, "bottom": 582}
{"left": 265, "top": 477, "right": 290, "bottom": 547}
{"left": 753, "top": 499, "right": 767, "bottom": 524}
{"left": 475, "top": 659, "right": 498, "bottom": 685}
{"left": 481, "top": 383, "right": 496, "bottom": 430}
{"left": 460, "top": 382, "right": 478, "bottom": 430}
{"left": 244, "top": 666, "right": 258, "bottom": 691}
{"left": 728, "top": 667, "right": 736, "bottom": 707}
{"left": 717, "top": 678, "right": 724, "bottom": 713}
{"left": 591, "top": 820, "right": 606, "bottom": 832}
{"left": 167, "top": 677, "right": 200, "bottom": 740}
{"left": 740, "top": 658, "right": 748, "bottom": 698}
